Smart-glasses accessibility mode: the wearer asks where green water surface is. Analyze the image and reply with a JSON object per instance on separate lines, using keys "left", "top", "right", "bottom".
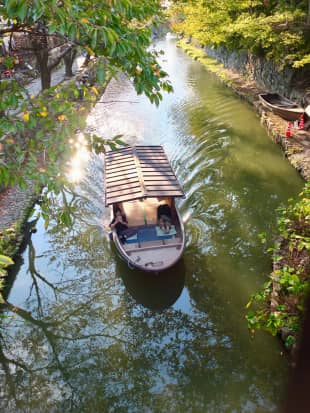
{"left": 0, "top": 38, "right": 304, "bottom": 413}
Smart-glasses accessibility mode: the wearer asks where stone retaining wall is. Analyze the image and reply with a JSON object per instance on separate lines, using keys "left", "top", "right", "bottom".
{"left": 205, "top": 46, "right": 310, "bottom": 105}
{"left": 179, "top": 39, "right": 310, "bottom": 182}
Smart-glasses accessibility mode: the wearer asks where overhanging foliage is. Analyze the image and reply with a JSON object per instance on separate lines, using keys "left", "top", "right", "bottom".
{"left": 169, "top": 0, "right": 310, "bottom": 69}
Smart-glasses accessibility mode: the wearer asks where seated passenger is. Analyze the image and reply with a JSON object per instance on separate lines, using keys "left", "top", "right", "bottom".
{"left": 110, "top": 207, "right": 128, "bottom": 236}
{"left": 157, "top": 203, "right": 172, "bottom": 221}
{"left": 158, "top": 215, "right": 171, "bottom": 234}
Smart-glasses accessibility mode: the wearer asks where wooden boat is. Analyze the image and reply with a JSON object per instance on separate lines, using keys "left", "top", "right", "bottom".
{"left": 258, "top": 93, "right": 304, "bottom": 121}
{"left": 105, "top": 145, "right": 186, "bottom": 272}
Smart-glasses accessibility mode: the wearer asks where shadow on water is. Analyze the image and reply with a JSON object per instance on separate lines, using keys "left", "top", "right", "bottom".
{"left": 2, "top": 218, "right": 38, "bottom": 300}
{"left": 115, "top": 252, "right": 185, "bottom": 311}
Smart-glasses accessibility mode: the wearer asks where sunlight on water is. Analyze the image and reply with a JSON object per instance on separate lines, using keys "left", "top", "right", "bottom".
{"left": 66, "top": 133, "right": 90, "bottom": 183}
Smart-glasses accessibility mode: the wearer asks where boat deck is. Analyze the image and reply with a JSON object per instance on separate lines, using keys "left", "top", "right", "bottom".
{"left": 124, "top": 236, "right": 183, "bottom": 271}
{"left": 117, "top": 198, "right": 184, "bottom": 271}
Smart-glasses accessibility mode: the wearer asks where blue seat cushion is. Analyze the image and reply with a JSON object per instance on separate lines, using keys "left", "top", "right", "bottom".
{"left": 124, "top": 225, "right": 176, "bottom": 244}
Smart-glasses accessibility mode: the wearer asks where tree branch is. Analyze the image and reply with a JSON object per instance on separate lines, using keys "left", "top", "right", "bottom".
{"left": 48, "top": 44, "right": 75, "bottom": 71}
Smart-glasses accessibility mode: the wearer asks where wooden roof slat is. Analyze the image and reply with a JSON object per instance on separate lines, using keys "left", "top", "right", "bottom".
{"left": 106, "top": 182, "right": 141, "bottom": 194}
{"left": 106, "top": 163, "right": 136, "bottom": 172}
{"left": 140, "top": 162, "right": 171, "bottom": 168}
{"left": 106, "top": 172, "right": 139, "bottom": 183}
{"left": 106, "top": 187, "right": 142, "bottom": 199}
{"left": 105, "top": 157, "right": 132, "bottom": 165}
{"left": 106, "top": 161, "right": 136, "bottom": 169}
{"left": 105, "top": 168, "right": 138, "bottom": 178}
{"left": 108, "top": 188, "right": 141, "bottom": 199}
{"left": 104, "top": 146, "right": 184, "bottom": 206}
{"left": 142, "top": 171, "right": 175, "bottom": 177}
{"left": 106, "top": 177, "right": 140, "bottom": 187}
{"left": 138, "top": 156, "right": 168, "bottom": 161}
{"left": 140, "top": 167, "right": 172, "bottom": 173}
{"left": 139, "top": 155, "right": 168, "bottom": 159}
{"left": 106, "top": 159, "right": 136, "bottom": 169}
{"left": 106, "top": 192, "right": 144, "bottom": 205}
{"left": 143, "top": 178, "right": 179, "bottom": 184}
{"left": 105, "top": 149, "right": 132, "bottom": 159}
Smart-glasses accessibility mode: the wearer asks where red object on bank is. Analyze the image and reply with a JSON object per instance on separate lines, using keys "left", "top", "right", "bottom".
{"left": 299, "top": 114, "right": 304, "bottom": 130}
{"left": 285, "top": 122, "right": 292, "bottom": 137}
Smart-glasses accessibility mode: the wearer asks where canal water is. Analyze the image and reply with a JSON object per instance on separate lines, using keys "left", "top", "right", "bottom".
{"left": 0, "top": 38, "right": 304, "bottom": 412}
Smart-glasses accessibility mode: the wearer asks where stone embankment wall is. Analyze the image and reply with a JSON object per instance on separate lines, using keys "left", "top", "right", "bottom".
{"left": 179, "top": 39, "right": 310, "bottom": 181}
{"left": 205, "top": 46, "right": 310, "bottom": 105}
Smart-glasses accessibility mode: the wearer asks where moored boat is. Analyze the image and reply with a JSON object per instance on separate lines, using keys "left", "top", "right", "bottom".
{"left": 258, "top": 93, "right": 305, "bottom": 121}
{"left": 104, "top": 145, "right": 186, "bottom": 272}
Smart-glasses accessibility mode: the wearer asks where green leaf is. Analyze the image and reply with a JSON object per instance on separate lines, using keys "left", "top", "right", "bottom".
{"left": 97, "top": 66, "right": 106, "bottom": 84}
{"left": 60, "top": 211, "right": 72, "bottom": 227}
{"left": 112, "top": 134, "right": 124, "bottom": 141}
{"left": 91, "top": 29, "right": 98, "bottom": 49}
{"left": 48, "top": 22, "right": 58, "bottom": 34}
{"left": 17, "top": 1, "right": 28, "bottom": 20}
{"left": 68, "top": 24, "right": 76, "bottom": 41}
{"left": 0, "top": 255, "right": 14, "bottom": 268}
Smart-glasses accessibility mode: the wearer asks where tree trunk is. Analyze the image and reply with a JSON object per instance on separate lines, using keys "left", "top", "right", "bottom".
{"left": 30, "top": 31, "right": 52, "bottom": 90}
{"left": 40, "top": 63, "right": 52, "bottom": 90}
{"left": 35, "top": 47, "right": 51, "bottom": 90}
{"left": 63, "top": 48, "right": 77, "bottom": 77}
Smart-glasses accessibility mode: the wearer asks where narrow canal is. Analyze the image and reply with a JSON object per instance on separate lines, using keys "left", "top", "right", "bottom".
{"left": 1, "top": 38, "right": 304, "bottom": 412}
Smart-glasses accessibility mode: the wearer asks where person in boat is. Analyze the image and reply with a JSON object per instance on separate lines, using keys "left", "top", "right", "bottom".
{"left": 110, "top": 207, "right": 128, "bottom": 236}
{"left": 157, "top": 202, "right": 172, "bottom": 233}
{"left": 157, "top": 202, "right": 172, "bottom": 220}
{"left": 158, "top": 215, "right": 171, "bottom": 234}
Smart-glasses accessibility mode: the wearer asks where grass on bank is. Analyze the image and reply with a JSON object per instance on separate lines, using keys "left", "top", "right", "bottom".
{"left": 177, "top": 39, "right": 233, "bottom": 85}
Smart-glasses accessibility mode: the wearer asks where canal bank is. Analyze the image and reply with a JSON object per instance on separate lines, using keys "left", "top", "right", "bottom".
{"left": 177, "top": 39, "right": 310, "bottom": 182}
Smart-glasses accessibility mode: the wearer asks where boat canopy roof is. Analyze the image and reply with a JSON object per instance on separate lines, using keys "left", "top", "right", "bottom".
{"left": 104, "top": 145, "right": 185, "bottom": 206}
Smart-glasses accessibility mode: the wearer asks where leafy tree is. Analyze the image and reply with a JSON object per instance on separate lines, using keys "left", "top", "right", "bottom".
{"left": 168, "top": 0, "right": 310, "bottom": 68}
{"left": 0, "top": 0, "right": 172, "bottom": 95}
{"left": 0, "top": 1, "right": 173, "bottom": 229}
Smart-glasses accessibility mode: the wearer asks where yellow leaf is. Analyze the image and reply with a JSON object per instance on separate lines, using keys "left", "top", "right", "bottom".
{"left": 39, "top": 111, "right": 48, "bottom": 117}
{"left": 91, "top": 86, "right": 99, "bottom": 96}
{"left": 57, "top": 114, "right": 67, "bottom": 121}
{"left": 85, "top": 46, "right": 95, "bottom": 56}
{"left": 23, "top": 111, "right": 29, "bottom": 121}
{"left": 80, "top": 17, "right": 89, "bottom": 24}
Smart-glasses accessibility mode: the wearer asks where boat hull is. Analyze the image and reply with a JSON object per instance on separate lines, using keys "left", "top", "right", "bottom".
{"left": 110, "top": 203, "right": 185, "bottom": 273}
{"left": 258, "top": 93, "right": 304, "bottom": 121}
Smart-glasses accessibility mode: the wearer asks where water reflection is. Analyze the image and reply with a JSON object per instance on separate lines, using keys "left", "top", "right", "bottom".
{"left": 116, "top": 254, "right": 185, "bottom": 311}
{"left": 0, "top": 38, "right": 304, "bottom": 412}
